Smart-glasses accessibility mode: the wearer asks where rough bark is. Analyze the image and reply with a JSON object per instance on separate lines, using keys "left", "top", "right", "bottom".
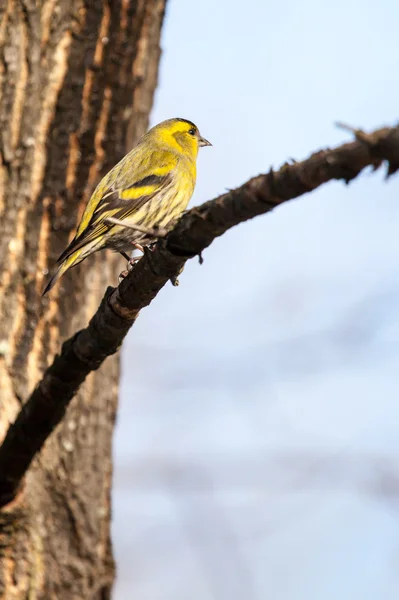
{"left": 0, "top": 0, "right": 166, "bottom": 598}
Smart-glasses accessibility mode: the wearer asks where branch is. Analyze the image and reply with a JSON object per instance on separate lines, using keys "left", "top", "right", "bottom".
{"left": 0, "top": 123, "right": 398, "bottom": 506}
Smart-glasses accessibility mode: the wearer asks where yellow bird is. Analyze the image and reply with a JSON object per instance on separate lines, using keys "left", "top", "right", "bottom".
{"left": 43, "top": 118, "right": 211, "bottom": 295}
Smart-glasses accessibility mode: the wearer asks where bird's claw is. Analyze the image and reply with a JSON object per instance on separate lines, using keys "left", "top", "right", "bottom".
{"left": 131, "top": 242, "right": 145, "bottom": 253}
{"left": 128, "top": 257, "right": 140, "bottom": 268}
{"left": 118, "top": 256, "right": 140, "bottom": 284}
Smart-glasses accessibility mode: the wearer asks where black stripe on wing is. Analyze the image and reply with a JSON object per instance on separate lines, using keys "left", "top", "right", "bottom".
{"left": 56, "top": 172, "right": 173, "bottom": 263}
{"left": 126, "top": 174, "right": 168, "bottom": 189}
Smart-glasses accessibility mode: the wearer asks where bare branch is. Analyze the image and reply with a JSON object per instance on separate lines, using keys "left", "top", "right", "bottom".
{"left": 0, "top": 123, "right": 398, "bottom": 506}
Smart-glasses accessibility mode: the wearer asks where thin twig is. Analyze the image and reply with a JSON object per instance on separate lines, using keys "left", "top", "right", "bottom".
{"left": 335, "top": 121, "right": 357, "bottom": 134}
{"left": 0, "top": 123, "right": 398, "bottom": 506}
{"left": 104, "top": 216, "right": 167, "bottom": 238}
{"left": 335, "top": 121, "right": 370, "bottom": 144}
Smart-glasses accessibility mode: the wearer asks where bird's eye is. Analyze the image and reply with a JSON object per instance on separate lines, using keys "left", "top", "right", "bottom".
{"left": 188, "top": 128, "right": 196, "bottom": 135}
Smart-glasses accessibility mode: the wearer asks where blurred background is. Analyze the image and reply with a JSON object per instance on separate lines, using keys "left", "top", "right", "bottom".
{"left": 112, "top": 0, "right": 399, "bottom": 598}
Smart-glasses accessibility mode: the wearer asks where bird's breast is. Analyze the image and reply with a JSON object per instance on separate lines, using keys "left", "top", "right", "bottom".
{"left": 105, "top": 164, "right": 196, "bottom": 253}
{"left": 144, "top": 165, "right": 195, "bottom": 229}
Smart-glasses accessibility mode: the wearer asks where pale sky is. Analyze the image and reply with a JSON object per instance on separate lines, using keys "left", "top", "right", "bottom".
{"left": 112, "top": 0, "right": 399, "bottom": 598}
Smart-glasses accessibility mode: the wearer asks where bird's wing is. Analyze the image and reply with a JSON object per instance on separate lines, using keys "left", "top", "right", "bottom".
{"left": 57, "top": 149, "right": 178, "bottom": 263}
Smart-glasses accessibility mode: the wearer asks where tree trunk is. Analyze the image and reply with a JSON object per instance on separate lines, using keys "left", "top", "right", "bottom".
{"left": 0, "top": 1, "right": 166, "bottom": 597}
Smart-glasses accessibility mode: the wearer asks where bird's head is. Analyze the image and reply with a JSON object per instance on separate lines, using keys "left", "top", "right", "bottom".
{"left": 149, "top": 118, "right": 212, "bottom": 159}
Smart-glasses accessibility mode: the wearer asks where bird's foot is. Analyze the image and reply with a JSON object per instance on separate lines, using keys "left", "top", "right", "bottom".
{"left": 118, "top": 253, "right": 141, "bottom": 284}
{"left": 120, "top": 250, "right": 141, "bottom": 267}
{"left": 128, "top": 256, "right": 140, "bottom": 267}
{"left": 131, "top": 242, "right": 145, "bottom": 253}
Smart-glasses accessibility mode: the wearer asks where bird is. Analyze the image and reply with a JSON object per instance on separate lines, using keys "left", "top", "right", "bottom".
{"left": 42, "top": 117, "right": 212, "bottom": 295}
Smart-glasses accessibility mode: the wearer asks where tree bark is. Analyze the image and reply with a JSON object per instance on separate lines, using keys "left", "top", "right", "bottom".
{"left": 0, "top": 1, "right": 166, "bottom": 597}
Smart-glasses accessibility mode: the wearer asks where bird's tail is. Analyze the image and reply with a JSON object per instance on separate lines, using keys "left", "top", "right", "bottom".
{"left": 42, "top": 251, "right": 83, "bottom": 296}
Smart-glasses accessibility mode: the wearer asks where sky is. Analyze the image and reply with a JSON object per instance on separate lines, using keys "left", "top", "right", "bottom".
{"left": 112, "top": 0, "right": 399, "bottom": 598}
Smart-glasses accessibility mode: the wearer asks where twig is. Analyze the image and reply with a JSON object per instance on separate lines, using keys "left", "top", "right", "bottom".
{"left": 0, "top": 123, "right": 398, "bottom": 506}
{"left": 335, "top": 121, "right": 370, "bottom": 144}
{"left": 104, "top": 216, "right": 167, "bottom": 238}
{"left": 335, "top": 121, "right": 358, "bottom": 134}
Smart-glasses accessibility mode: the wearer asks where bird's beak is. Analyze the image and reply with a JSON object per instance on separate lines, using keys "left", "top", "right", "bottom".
{"left": 198, "top": 135, "right": 212, "bottom": 147}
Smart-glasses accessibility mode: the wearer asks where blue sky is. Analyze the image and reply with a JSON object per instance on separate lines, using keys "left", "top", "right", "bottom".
{"left": 112, "top": 0, "right": 399, "bottom": 598}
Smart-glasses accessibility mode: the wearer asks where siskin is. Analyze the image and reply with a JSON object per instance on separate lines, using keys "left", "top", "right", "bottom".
{"left": 43, "top": 118, "right": 211, "bottom": 295}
